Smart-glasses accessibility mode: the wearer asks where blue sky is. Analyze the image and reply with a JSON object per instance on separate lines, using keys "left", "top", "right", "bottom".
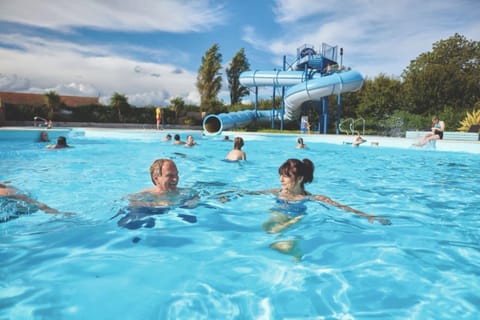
{"left": 0, "top": 0, "right": 478, "bottom": 107}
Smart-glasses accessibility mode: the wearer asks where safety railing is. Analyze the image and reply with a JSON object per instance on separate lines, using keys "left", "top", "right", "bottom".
{"left": 339, "top": 117, "right": 365, "bottom": 135}
{"left": 33, "top": 116, "right": 48, "bottom": 127}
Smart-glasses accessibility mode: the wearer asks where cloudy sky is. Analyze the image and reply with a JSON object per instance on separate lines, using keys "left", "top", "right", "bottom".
{"left": 0, "top": 0, "right": 478, "bottom": 107}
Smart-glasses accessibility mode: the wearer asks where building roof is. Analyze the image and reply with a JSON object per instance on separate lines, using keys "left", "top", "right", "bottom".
{"left": 0, "top": 91, "right": 99, "bottom": 107}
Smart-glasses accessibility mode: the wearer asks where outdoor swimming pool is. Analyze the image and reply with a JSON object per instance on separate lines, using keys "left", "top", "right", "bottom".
{"left": 1, "top": 128, "right": 479, "bottom": 319}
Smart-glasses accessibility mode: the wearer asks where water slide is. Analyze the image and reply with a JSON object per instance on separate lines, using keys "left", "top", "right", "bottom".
{"left": 202, "top": 69, "right": 364, "bottom": 135}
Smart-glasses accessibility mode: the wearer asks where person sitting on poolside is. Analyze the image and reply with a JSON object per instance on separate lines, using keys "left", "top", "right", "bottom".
{"left": 113, "top": 159, "right": 198, "bottom": 229}
{"left": 0, "top": 183, "right": 59, "bottom": 223}
{"left": 48, "top": 136, "right": 72, "bottom": 149}
{"left": 172, "top": 134, "right": 185, "bottom": 145}
{"left": 351, "top": 136, "right": 367, "bottom": 147}
{"left": 185, "top": 135, "right": 198, "bottom": 147}
{"left": 414, "top": 115, "right": 445, "bottom": 147}
{"left": 296, "top": 137, "right": 307, "bottom": 149}
{"left": 225, "top": 137, "right": 246, "bottom": 161}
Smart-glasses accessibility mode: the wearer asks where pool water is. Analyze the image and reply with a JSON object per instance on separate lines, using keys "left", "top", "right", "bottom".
{"left": 1, "top": 129, "right": 479, "bottom": 319}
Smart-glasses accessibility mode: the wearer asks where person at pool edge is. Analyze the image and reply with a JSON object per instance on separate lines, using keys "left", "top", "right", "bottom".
{"left": 259, "top": 158, "right": 391, "bottom": 233}
{"left": 414, "top": 115, "right": 445, "bottom": 147}
{"left": 226, "top": 137, "right": 246, "bottom": 161}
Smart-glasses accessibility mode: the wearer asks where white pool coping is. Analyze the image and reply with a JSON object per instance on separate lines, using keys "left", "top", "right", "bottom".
{"left": 2, "top": 126, "right": 480, "bottom": 154}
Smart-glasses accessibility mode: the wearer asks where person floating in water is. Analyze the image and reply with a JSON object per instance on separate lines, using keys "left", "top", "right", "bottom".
{"left": 257, "top": 158, "right": 391, "bottom": 259}
{"left": 112, "top": 159, "right": 198, "bottom": 230}
{"left": 351, "top": 136, "right": 367, "bottom": 147}
{"left": 414, "top": 115, "right": 445, "bottom": 147}
{"left": 296, "top": 137, "right": 307, "bottom": 149}
{"left": 185, "top": 135, "right": 198, "bottom": 147}
{"left": 260, "top": 158, "right": 390, "bottom": 232}
{"left": 0, "top": 183, "right": 59, "bottom": 223}
{"left": 173, "top": 134, "right": 185, "bottom": 145}
{"left": 38, "top": 131, "right": 50, "bottom": 142}
{"left": 225, "top": 137, "right": 246, "bottom": 161}
{"left": 48, "top": 136, "right": 72, "bottom": 149}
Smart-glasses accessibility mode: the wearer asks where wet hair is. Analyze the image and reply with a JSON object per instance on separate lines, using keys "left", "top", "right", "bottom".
{"left": 278, "top": 158, "right": 314, "bottom": 185}
{"left": 166, "top": 134, "right": 172, "bottom": 139}
{"left": 57, "top": 136, "right": 67, "bottom": 146}
{"left": 233, "top": 137, "right": 244, "bottom": 150}
{"left": 174, "top": 134, "right": 180, "bottom": 141}
{"left": 149, "top": 159, "right": 175, "bottom": 185}
{"left": 297, "top": 138, "right": 304, "bottom": 144}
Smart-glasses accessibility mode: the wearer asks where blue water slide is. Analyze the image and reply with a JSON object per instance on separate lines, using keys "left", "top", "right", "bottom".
{"left": 202, "top": 69, "right": 363, "bottom": 134}
{"left": 203, "top": 109, "right": 273, "bottom": 135}
{"left": 283, "top": 70, "right": 364, "bottom": 119}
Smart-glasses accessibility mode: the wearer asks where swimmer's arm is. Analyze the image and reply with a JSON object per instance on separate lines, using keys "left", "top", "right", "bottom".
{"left": 9, "top": 194, "right": 59, "bottom": 214}
{"left": 311, "top": 194, "right": 391, "bottom": 225}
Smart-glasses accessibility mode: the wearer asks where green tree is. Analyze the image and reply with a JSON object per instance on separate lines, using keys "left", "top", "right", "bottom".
{"left": 402, "top": 33, "right": 480, "bottom": 116}
{"left": 226, "top": 48, "right": 250, "bottom": 105}
{"left": 109, "top": 92, "right": 129, "bottom": 122}
{"left": 169, "top": 97, "right": 185, "bottom": 123}
{"left": 357, "top": 74, "right": 402, "bottom": 121}
{"left": 196, "top": 43, "right": 223, "bottom": 114}
{"left": 44, "top": 90, "right": 61, "bottom": 120}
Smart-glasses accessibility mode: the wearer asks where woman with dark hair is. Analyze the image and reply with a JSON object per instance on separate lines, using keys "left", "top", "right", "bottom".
{"left": 296, "top": 137, "right": 307, "bottom": 149}
{"left": 261, "top": 158, "right": 390, "bottom": 232}
{"left": 259, "top": 158, "right": 390, "bottom": 258}
{"left": 48, "top": 136, "right": 72, "bottom": 149}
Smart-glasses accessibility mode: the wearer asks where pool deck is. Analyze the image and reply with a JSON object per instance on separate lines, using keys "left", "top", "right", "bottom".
{"left": 225, "top": 131, "right": 480, "bottom": 154}
{"left": 2, "top": 126, "right": 480, "bottom": 154}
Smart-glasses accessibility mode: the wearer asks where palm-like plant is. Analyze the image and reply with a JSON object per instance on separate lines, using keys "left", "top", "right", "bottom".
{"left": 44, "top": 90, "right": 61, "bottom": 120}
{"left": 458, "top": 108, "right": 480, "bottom": 131}
{"left": 110, "top": 92, "right": 129, "bottom": 122}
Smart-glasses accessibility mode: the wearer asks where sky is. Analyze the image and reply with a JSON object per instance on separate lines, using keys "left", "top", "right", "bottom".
{"left": 0, "top": 0, "right": 479, "bottom": 107}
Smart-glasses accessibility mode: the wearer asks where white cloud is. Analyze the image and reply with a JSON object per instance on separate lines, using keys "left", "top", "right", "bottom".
{"left": 247, "top": 0, "right": 480, "bottom": 78}
{"left": 0, "top": 34, "right": 199, "bottom": 106}
{"left": 0, "top": 0, "right": 226, "bottom": 32}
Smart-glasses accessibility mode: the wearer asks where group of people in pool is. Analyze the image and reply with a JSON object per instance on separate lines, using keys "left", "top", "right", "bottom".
{"left": 3, "top": 132, "right": 391, "bottom": 256}
{"left": 38, "top": 131, "right": 72, "bottom": 149}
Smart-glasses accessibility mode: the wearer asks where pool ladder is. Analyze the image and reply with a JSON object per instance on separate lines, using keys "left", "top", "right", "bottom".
{"left": 339, "top": 117, "right": 365, "bottom": 135}
{"left": 33, "top": 116, "right": 48, "bottom": 127}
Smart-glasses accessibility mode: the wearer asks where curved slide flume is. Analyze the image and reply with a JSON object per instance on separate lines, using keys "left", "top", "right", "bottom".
{"left": 203, "top": 110, "right": 273, "bottom": 135}
{"left": 202, "top": 69, "right": 363, "bottom": 134}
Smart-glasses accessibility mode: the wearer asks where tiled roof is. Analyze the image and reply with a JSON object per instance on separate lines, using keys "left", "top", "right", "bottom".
{"left": 0, "top": 91, "right": 99, "bottom": 107}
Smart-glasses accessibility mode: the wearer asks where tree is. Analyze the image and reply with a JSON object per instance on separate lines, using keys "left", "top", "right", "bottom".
{"left": 109, "top": 92, "right": 129, "bottom": 122}
{"left": 169, "top": 97, "right": 185, "bottom": 123}
{"left": 356, "top": 74, "right": 402, "bottom": 121}
{"left": 44, "top": 90, "right": 61, "bottom": 120}
{"left": 226, "top": 48, "right": 250, "bottom": 105}
{"left": 196, "top": 44, "right": 223, "bottom": 114}
{"left": 402, "top": 33, "right": 480, "bottom": 116}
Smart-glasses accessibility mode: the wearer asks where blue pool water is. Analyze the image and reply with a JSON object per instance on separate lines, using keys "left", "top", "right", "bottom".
{"left": 1, "top": 128, "right": 479, "bottom": 319}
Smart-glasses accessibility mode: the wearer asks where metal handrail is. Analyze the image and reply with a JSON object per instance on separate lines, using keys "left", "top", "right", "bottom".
{"left": 339, "top": 117, "right": 365, "bottom": 135}
{"left": 33, "top": 116, "right": 48, "bottom": 127}
{"left": 339, "top": 118, "right": 354, "bottom": 135}
{"left": 352, "top": 117, "right": 365, "bottom": 135}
